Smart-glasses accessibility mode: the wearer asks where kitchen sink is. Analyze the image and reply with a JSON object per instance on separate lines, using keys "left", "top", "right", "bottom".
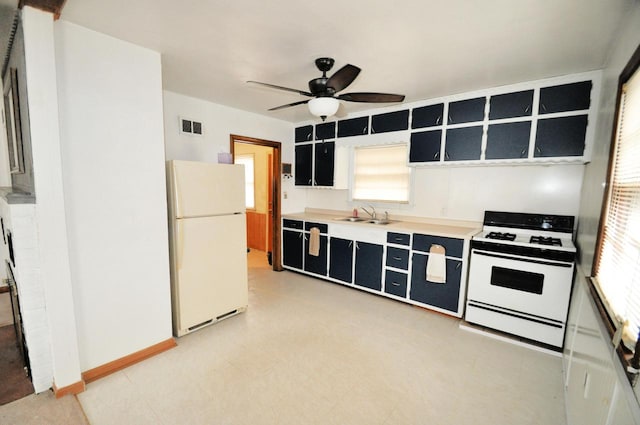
{"left": 336, "top": 217, "right": 366, "bottom": 222}
{"left": 367, "top": 219, "right": 392, "bottom": 225}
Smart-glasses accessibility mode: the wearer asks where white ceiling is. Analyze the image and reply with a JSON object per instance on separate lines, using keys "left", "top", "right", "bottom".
{"left": 12, "top": 1, "right": 640, "bottom": 122}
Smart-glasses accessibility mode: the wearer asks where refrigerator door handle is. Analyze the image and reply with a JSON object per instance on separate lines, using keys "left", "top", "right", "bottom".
{"left": 176, "top": 220, "right": 184, "bottom": 269}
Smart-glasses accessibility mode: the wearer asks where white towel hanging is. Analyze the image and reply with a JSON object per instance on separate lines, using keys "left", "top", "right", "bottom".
{"left": 308, "top": 227, "right": 320, "bottom": 257}
{"left": 426, "top": 244, "right": 446, "bottom": 284}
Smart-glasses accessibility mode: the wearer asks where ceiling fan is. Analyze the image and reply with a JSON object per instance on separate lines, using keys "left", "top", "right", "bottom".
{"left": 247, "top": 57, "right": 405, "bottom": 121}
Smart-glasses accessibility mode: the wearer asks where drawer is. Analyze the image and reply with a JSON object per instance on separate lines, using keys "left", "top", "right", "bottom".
{"left": 283, "top": 219, "right": 303, "bottom": 230}
{"left": 412, "top": 234, "right": 463, "bottom": 258}
{"left": 386, "top": 247, "right": 409, "bottom": 270}
{"left": 387, "top": 232, "right": 410, "bottom": 246}
{"left": 384, "top": 270, "right": 407, "bottom": 298}
{"left": 305, "top": 222, "right": 328, "bottom": 233}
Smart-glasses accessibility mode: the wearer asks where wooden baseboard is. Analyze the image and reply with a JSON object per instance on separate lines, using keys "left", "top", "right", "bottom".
{"left": 81, "top": 338, "right": 176, "bottom": 384}
{"left": 53, "top": 380, "right": 85, "bottom": 398}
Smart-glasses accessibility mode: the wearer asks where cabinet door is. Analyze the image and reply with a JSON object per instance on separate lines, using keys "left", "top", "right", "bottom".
{"left": 354, "top": 241, "right": 383, "bottom": 291}
{"left": 338, "top": 116, "right": 369, "bottom": 137}
{"left": 315, "top": 121, "right": 336, "bottom": 140}
{"left": 410, "top": 130, "right": 442, "bottom": 163}
{"left": 304, "top": 234, "right": 328, "bottom": 276}
{"left": 283, "top": 229, "right": 303, "bottom": 269}
{"left": 295, "top": 125, "right": 314, "bottom": 142}
{"left": 539, "top": 81, "right": 592, "bottom": 114}
{"left": 444, "top": 126, "right": 483, "bottom": 161}
{"left": 314, "top": 141, "right": 335, "bottom": 186}
{"left": 410, "top": 254, "right": 462, "bottom": 312}
{"left": 486, "top": 121, "right": 531, "bottom": 159}
{"left": 534, "top": 115, "right": 588, "bottom": 157}
{"left": 294, "top": 144, "right": 313, "bottom": 186}
{"left": 447, "top": 97, "right": 485, "bottom": 124}
{"left": 412, "top": 104, "right": 444, "bottom": 129}
{"left": 489, "top": 90, "right": 533, "bottom": 120}
{"left": 329, "top": 237, "right": 353, "bottom": 283}
{"left": 384, "top": 270, "right": 408, "bottom": 298}
{"left": 371, "top": 110, "right": 409, "bottom": 134}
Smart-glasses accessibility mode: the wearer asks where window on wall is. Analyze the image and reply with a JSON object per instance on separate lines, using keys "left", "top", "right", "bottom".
{"left": 593, "top": 46, "right": 640, "bottom": 351}
{"left": 235, "top": 154, "right": 255, "bottom": 209}
{"left": 352, "top": 144, "right": 411, "bottom": 203}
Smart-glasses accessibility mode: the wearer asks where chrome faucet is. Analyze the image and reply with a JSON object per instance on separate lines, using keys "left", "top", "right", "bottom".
{"left": 361, "top": 205, "right": 376, "bottom": 220}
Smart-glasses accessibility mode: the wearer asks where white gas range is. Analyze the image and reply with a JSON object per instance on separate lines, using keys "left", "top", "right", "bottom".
{"left": 465, "top": 211, "right": 576, "bottom": 349}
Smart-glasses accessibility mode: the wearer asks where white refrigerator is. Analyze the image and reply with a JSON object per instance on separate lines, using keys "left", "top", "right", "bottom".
{"left": 167, "top": 160, "right": 248, "bottom": 337}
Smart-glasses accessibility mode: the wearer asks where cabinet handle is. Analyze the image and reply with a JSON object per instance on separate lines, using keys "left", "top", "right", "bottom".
{"left": 456, "top": 262, "right": 462, "bottom": 269}
{"left": 355, "top": 242, "right": 360, "bottom": 250}
{"left": 535, "top": 146, "right": 542, "bottom": 155}
{"left": 520, "top": 148, "right": 527, "bottom": 157}
{"left": 308, "top": 179, "right": 312, "bottom": 184}
{"left": 524, "top": 105, "right": 531, "bottom": 114}
{"left": 298, "top": 233, "right": 303, "bottom": 239}
{"left": 348, "top": 241, "right": 353, "bottom": 248}
{"left": 445, "top": 151, "right": 450, "bottom": 160}
{"left": 393, "top": 256, "right": 402, "bottom": 260}
{"left": 307, "top": 132, "right": 312, "bottom": 140}
{"left": 436, "top": 115, "right": 442, "bottom": 125}
{"left": 394, "top": 237, "right": 404, "bottom": 241}
{"left": 448, "top": 115, "right": 453, "bottom": 123}
{"left": 362, "top": 126, "right": 367, "bottom": 134}
{"left": 540, "top": 103, "right": 547, "bottom": 113}
{"left": 391, "top": 282, "right": 400, "bottom": 286}
{"left": 433, "top": 151, "right": 440, "bottom": 160}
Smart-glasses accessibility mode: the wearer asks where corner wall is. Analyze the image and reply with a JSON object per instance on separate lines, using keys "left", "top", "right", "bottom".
{"left": 54, "top": 20, "right": 173, "bottom": 371}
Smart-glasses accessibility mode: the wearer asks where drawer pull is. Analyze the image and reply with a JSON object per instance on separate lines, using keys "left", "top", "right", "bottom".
{"left": 391, "top": 282, "right": 400, "bottom": 286}
{"left": 393, "top": 256, "right": 402, "bottom": 260}
{"left": 456, "top": 262, "right": 462, "bottom": 269}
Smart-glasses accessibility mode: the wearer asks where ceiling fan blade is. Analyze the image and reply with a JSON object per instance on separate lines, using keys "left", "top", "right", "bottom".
{"left": 247, "top": 81, "right": 313, "bottom": 97}
{"left": 337, "top": 92, "right": 405, "bottom": 103}
{"left": 326, "top": 64, "right": 361, "bottom": 93}
{"left": 268, "top": 99, "right": 310, "bottom": 111}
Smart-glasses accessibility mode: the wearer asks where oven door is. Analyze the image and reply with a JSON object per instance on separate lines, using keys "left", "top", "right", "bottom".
{"left": 467, "top": 248, "right": 574, "bottom": 321}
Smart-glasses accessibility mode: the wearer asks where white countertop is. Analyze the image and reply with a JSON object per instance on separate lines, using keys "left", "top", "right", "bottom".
{"left": 283, "top": 209, "right": 481, "bottom": 239}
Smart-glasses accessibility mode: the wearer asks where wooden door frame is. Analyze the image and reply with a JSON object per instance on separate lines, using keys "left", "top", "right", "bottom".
{"left": 230, "top": 134, "right": 283, "bottom": 271}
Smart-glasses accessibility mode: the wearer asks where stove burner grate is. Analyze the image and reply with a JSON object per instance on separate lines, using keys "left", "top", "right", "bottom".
{"left": 530, "top": 236, "right": 562, "bottom": 246}
{"left": 486, "top": 232, "right": 516, "bottom": 241}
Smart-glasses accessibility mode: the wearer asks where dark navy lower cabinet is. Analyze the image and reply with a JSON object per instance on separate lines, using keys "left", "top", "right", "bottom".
{"left": 410, "top": 254, "right": 462, "bottom": 313}
{"left": 283, "top": 230, "right": 303, "bottom": 270}
{"left": 384, "top": 270, "right": 408, "bottom": 298}
{"left": 329, "top": 237, "right": 353, "bottom": 283}
{"left": 354, "top": 241, "right": 383, "bottom": 291}
{"left": 304, "top": 235, "right": 328, "bottom": 276}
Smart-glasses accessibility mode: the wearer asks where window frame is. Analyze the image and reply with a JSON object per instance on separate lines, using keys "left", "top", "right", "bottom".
{"left": 349, "top": 143, "right": 413, "bottom": 205}
{"left": 591, "top": 42, "right": 640, "bottom": 378}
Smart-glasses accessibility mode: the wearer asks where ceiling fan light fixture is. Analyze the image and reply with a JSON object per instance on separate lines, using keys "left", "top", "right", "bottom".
{"left": 308, "top": 97, "right": 339, "bottom": 120}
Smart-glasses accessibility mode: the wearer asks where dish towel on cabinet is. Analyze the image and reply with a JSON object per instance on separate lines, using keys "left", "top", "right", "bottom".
{"left": 309, "top": 227, "right": 320, "bottom": 256}
{"left": 426, "top": 244, "right": 446, "bottom": 283}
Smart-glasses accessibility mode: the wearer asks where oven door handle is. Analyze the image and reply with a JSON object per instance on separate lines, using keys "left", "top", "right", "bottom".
{"left": 472, "top": 249, "right": 573, "bottom": 268}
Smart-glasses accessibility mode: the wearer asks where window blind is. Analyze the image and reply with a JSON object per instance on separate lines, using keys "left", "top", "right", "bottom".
{"left": 594, "top": 66, "right": 640, "bottom": 349}
{"left": 352, "top": 144, "right": 410, "bottom": 203}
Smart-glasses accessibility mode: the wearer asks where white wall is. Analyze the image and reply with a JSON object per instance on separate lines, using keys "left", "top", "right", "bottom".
{"left": 54, "top": 20, "right": 173, "bottom": 371}
{"left": 22, "top": 7, "right": 81, "bottom": 391}
{"left": 162, "top": 90, "right": 305, "bottom": 213}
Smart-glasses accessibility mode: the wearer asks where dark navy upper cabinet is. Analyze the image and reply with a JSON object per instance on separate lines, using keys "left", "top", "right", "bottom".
{"left": 447, "top": 97, "right": 485, "bottom": 124}
{"left": 295, "top": 125, "right": 313, "bottom": 143}
{"left": 534, "top": 115, "right": 588, "bottom": 157}
{"left": 410, "top": 130, "right": 442, "bottom": 163}
{"left": 315, "top": 121, "right": 336, "bottom": 140}
{"left": 412, "top": 104, "right": 444, "bottom": 129}
{"left": 489, "top": 90, "right": 534, "bottom": 120}
{"left": 371, "top": 110, "right": 409, "bottom": 134}
{"left": 338, "top": 116, "right": 369, "bottom": 137}
{"left": 294, "top": 144, "right": 313, "bottom": 186}
{"left": 486, "top": 122, "right": 532, "bottom": 160}
{"left": 314, "top": 141, "right": 335, "bottom": 186}
{"left": 444, "top": 126, "right": 483, "bottom": 161}
{"left": 539, "top": 81, "right": 592, "bottom": 114}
